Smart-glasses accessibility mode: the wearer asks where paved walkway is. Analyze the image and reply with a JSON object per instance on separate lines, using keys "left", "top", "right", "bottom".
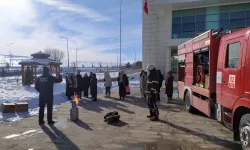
{"left": 0, "top": 88, "right": 241, "bottom": 150}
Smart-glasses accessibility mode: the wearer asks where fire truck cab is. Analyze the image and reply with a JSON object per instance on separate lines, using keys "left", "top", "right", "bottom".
{"left": 178, "top": 27, "right": 250, "bottom": 149}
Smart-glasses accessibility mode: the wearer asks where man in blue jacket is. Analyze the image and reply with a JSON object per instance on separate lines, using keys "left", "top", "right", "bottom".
{"left": 35, "top": 66, "right": 62, "bottom": 125}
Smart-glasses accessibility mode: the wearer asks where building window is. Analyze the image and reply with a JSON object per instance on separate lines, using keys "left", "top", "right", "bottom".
{"left": 172, "top": 2, "right": 250, "bottom": 39}
{"left": 226, "top": 42, "right": 240, "bottom": 68}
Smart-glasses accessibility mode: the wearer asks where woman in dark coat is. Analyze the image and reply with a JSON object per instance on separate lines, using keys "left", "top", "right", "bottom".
{"left": 90, "top": 73, "right": 97, "bottom": 101}
{"left": 165, "top": 71, "right": 174, "bottom": 100}
{"left": 89, "top": 72, "right": 93, "bottom": 97}
{"left": 66, "top": 73, "right": 74, "bottom": 100}
{"left": 76, "top": 71, "right": 83, "bottom": 99}
{"left": 117, "top": 70, "right": 129, "bottom": 100}
{"left": 82, "top": 73, "right": 90, "bottom": 98}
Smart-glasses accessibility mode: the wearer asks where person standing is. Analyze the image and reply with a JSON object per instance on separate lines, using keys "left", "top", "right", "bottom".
{"left": 90, "top": 73, "right": 97, "bottom": 101}
{"left": 35, "top": 66, "right": 62, "bottom": 125}
{"left": 117, "top": 70, "right": 129, "bottom": 100}
{"left": 140, "top": 70, "right": 147, "bottom": 99}
{"left": 82, "top": 73, "right": 90, "bottom": 98}
{"left": 89, "top": 72, "right": 93, "bottom": 97}
{"left": 104, "top": 71, "right": 112, "bottom": 98}
{"left": 66, "top": 73, "right": 74, "bottom": 100}
{"left": 72, "top": 73, "right": 78, "bottom": 95}
{"left": 146, "top": 65, "right": 159, "bottom": 121}
{"left": 165, "top": 71, "right": 174, "bottom": 100}
{"left": 76, "top": 71, "right": 83, "bottom": 99}
{"left": 157, "top": 70, "right": 164, "bottom": 101}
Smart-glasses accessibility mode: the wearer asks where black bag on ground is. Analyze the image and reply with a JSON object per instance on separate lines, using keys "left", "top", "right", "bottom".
{"left": 104, "top": 111, "right": 120, "bottom": 123}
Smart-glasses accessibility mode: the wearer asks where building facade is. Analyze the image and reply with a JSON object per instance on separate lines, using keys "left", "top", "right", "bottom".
{"left": 142, "top": 0, "right": 250, "bottom": 78}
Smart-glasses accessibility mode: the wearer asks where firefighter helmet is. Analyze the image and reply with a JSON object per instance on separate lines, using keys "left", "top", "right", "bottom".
{"left": 147, "top": 65, "right": 155, "bottom": 71}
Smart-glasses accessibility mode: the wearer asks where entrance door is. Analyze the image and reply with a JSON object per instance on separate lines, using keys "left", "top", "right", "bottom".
{"left": 221, "top": 37, "right": 244, "bottom": 110}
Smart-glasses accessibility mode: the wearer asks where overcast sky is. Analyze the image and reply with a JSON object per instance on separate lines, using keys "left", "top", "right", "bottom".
{"left": 0, "top": 0, "right": 142, "bottom": 65}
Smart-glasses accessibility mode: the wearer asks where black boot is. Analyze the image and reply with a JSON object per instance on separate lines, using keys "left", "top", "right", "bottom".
{"left": 147, "top": 115, "right": 152, "bottom": 118}
{"left": 39, "top": 120, "right": 45, "bottom": 125}
{"left": 48, "top": 121, "right": 55, "bottom": 125}
{"left": 150, "top": 116, "right": 159, "bottom": 121}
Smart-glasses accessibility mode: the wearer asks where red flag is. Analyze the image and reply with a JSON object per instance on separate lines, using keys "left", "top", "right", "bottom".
{"left": 143, "top": 0, "right": 148, "bottom": 15}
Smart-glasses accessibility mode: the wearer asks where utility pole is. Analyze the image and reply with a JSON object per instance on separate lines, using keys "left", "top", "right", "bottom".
{"left": 120, "top": 0, "right": 122, "bottom": 69}
{"left": 132, "top": 47, "right": 136, "bottom": 64}
{"left": 117, "top": 51, "right": 118, "bottom": 68}
{"left": 6, "top": 43, "right": 13, "bottom": 67}
{"left": 72, "top": 41, "right": 77, "bottom": 69}
{"left": 60, "top": 36, "right": 70, "bottom": 72}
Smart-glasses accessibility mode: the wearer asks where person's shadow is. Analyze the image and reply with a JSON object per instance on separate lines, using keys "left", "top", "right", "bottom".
{"left": 40, "top": 125, "right": 80, "bottom": 150}
{"left": 72, "top": 119, "right": 93, "bottom": 131}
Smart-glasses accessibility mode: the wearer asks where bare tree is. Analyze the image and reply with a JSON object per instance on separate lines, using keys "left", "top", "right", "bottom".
{"left": 44, "top": 48, "right": 65, "bottom": 61}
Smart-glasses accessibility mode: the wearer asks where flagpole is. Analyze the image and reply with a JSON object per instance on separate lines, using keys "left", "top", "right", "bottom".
{"left": 120, "top": 0, "right": 122, "bottom": 69}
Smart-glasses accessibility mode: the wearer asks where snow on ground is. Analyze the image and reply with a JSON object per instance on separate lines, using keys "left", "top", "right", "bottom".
{"left": 0, "top": 72, "right": 177, "bottom": 123}
{"left": 0, "top": 72, "right": 140, "bottom": 122}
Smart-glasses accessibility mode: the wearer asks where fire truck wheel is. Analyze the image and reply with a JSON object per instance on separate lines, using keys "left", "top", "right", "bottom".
{"left": 184, "top": 92, "right": 193, "bottom": 113}
{"left": 240, "top": 114, "right": 250, "bottom": 150}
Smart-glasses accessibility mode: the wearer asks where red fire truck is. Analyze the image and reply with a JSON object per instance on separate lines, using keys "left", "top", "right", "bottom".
{"left": 178, "top": 27, "right": 250, "bottom": 149}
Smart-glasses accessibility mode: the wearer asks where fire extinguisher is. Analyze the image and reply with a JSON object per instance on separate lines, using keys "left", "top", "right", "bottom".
{"left": 196, "top": 65, "right": 204, "bottom": 84}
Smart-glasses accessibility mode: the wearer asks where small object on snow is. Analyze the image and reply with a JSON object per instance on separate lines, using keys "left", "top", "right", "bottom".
{"left": 70, "top": 100, "right": 79, "bottom": 121}
{"left": 2, "top": 103, "right": 16, "bottom": 113}
{"left": 15, "top": 102, "right": 28, "bottom": 112}
{"left": 104, "top": 111, "right": 120, "bottom": 124}
{"left": 2, "top": 102, "right": 28, "bottom": 113}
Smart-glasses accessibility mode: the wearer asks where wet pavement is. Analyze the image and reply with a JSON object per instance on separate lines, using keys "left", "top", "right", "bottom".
{"left": 0, "top": 88, "right": 241, "bottom": 150}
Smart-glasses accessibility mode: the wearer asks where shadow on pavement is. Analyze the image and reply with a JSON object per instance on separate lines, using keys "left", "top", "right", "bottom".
{"left": 120, "top": 95, "right": 148, "bottom": 109}
{"left": 158, "top": 120, "right": 241, "bottom": 150}
{"left": 108, "top": 120, "right": 128, "bottom": 127}
{"left": 72, "top": 119, "right": 93, "bottom": 131}
{"left": 40, "top": 125, "right": 80, "bottom": 150}
{"left": 78, "top": 98, "right": 135, "bottom": 114}
{"left": 167, "top": 99, "right": 185, "bottom": 106}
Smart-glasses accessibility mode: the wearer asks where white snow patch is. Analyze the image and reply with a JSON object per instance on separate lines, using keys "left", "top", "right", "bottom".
{"left": 0, "top": 72, "right": 141, "bottom": 123}
{"left": 3, "top": 129, "right": 41, "bottom": 140}
{"left": 3, "top": 134, "right": 20, "bottom": 139}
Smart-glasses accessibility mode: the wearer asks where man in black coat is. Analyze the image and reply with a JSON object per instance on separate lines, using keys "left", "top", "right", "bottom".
{"left": 35, "top": 66, "right": 62, "bottom": 125}
{"left": 157, "top": 70, "right": 164, "bottom": 101}
{"left": 82, "top": 73, "right": 90, "bottom": 98}
{"left": 76, "top": 71, "right": 83, "bottom": 99}
{"left": 90, "top": 73, "right": 97, "bottom": 101}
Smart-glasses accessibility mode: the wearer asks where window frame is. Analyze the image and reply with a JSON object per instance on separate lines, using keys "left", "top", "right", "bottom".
{"left": 171, "top": 2, "right": 250, "bottom": 39}
{"left": 225, "top": 42, "right": 241, "bottom": 69}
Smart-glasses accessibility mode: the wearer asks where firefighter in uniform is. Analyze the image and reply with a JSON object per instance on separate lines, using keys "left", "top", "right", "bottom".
{"left": 146, "top": 65, "right": 160, "bottom": 121}
{"left": 35, "top": 66, "right": 62, "bottom": 125}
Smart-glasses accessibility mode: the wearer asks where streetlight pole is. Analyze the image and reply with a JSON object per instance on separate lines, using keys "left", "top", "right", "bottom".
{"left": 132, "top": 47, "right": 136, "bottom": 64}
{"left": 6, "top": 43, "right": 13, "bottom": 67}
{"left": 120, "top": 0, "right": 122, "bottom": 69}
{"left": 72, "top": 41, "right": 77, "bottom": 69}
{"left": 60, "top": 36, "right": 70, "bottom": 72}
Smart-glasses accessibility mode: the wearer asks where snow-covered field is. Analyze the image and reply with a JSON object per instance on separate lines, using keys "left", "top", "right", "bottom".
{"left": 0, "top": 72, "right": 178, "bottom": 123}
{"left": 0, "top": 72, "right": 141, "bottom": 122}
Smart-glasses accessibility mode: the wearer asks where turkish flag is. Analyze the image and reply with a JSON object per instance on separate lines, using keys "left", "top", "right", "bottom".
{"left": 143, "top": 0, "right": 148, "bottom": 14}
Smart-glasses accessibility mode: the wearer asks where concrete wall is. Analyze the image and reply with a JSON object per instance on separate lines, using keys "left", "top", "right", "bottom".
{"left": 142, "top": 0, "right": 195, "bottom": 75}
